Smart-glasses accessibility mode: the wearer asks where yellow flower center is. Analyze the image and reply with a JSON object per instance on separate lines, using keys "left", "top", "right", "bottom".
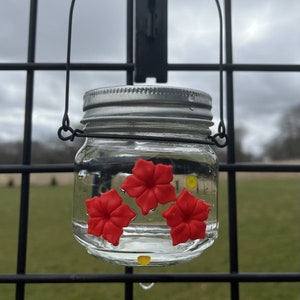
{"left": 137, "top": 255, "right": 151, "bottom": 266}
{"left": 186, "top": 174, "right": 198, "bottom": 190}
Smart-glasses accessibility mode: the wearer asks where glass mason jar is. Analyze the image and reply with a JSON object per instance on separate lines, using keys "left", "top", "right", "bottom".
{"left": 72, "top": 85, "right": 218, "bottom": 267}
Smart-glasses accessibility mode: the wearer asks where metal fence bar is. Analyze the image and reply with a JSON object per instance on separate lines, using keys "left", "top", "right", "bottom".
{"left": 1, "top": 163, "right": 300, "bottom": 174}
{"left": 125, "top": 1, "right": 134, "bottom": 299}
{"left": 224, "top": 1, "right": 239, "bottom": 299}
{"left": 169, "top": 63, "right": 300, "bottom": 72}
{"left": 1, "top": 273, "right": 300, "bottom": 284}
{"left": 15, "top": 1, "right": 38, "bottom": 299}
{"left": 1, "top": 62, "right": 300, "bottom": 72}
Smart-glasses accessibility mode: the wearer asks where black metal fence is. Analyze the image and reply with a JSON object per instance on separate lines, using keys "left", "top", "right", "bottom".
{"left": 0, "top": 1, "right": 300, "bottom": 300}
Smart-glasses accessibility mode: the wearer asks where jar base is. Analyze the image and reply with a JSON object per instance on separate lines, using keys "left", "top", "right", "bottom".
{"left": 73, "top": 221, "right": 217, "bottom": 267}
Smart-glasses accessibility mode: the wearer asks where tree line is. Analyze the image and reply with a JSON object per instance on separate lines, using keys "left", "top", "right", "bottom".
{"left": 215, "top": 103, "right": 300, "bottom": 162}
{"left": 0, "top": 104, "right": 299, "bottom": 164}
{"left": 0, "top": 139, "right": 81, "bottom": 164}
{"left": 263, "top": 104, "right": 300, "bottom": 160}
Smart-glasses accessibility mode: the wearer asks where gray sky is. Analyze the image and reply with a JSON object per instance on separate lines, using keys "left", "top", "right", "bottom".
{"left": 0, "top": 0, "right": 300, "bottom": 156}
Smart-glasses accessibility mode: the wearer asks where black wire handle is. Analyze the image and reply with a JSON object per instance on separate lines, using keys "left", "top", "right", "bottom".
{"left": 57, "top": 0, "right": 83, "bottom": 141}
{"left": 210, "top": 0, "right": 229, "bottom": 148}
{"left": 58, "top": 0, "right": 228, "bottom": 147}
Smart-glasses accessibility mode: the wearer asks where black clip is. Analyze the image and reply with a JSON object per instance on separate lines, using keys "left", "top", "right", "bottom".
{"left": 210, "top": 121, "right": 229, "bottom": 148}
{"left": 135, "top": 0, "right": 168, "bottom": 83}
{"left": 57, "top": 114, "right": 83, "bottom": 141}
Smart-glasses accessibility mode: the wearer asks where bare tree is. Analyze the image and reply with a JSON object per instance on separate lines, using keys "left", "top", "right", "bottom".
{"left": 0, "top": 138, "right": 83, "bottom": 164}
{"left": 213, "top": 125, "right": 254, "bottom": 163}
{"left": 264, "top": 104, "right": 300, "bottom": 160}
{"left": 0, "top": 141, "right": 22, "bottom": 164}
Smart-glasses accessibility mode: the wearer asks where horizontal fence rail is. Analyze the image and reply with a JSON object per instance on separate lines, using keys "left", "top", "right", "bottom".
{"left": 1, "top": 273, "right": 300, "bottom": 284}
{"left": 1, "top": 62, "right": 300, "bottom": 71}
{"left": 1, "top": 163, "right": 300, "bottom": 174}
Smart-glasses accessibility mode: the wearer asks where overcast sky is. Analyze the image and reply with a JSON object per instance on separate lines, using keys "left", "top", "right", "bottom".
{"left": 0, "top": 0, "right": 299, "bottom": 156}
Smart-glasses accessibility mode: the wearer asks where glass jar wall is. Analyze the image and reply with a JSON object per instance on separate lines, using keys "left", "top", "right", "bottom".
{"left": 72, "top": 85, "right": 219, "bottom": 266}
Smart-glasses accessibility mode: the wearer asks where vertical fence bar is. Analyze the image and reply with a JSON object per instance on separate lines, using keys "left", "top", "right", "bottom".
{"left": 15, "top": 0, "right": 38, "bottom": 299}
{"left": 126, "top": 0, "right": 134, "bottom": 86}
{"left": 224, "top": 0, "right": 239, "bottom": 299}
{"left": 125, "top": 0, "right": 134, "bottom": 300}
{"left": 124, "top": 267, "right": 134, "bottom": 300}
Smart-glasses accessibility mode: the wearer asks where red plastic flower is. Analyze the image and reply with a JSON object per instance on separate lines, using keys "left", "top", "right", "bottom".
{"left": 121, "top": 158, "right": 176, "bottom": 215}
{"left": 162, "top": 188, "right": 211, "bottom": 246}
{"left": 86, "top": 189, "right": 136, "bottom": 246}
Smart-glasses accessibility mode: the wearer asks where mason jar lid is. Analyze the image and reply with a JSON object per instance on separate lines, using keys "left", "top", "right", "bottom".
{"left": 81, "top": 85, "right": 214, "bottom": 142}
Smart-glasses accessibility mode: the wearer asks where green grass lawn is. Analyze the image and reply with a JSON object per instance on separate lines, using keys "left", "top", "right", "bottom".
{"left": 0, "top": 177, "right": 299, "bottom": 299}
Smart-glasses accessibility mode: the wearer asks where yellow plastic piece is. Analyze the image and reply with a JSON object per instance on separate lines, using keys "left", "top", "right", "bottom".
{"left": 186, "top": 174, "right": 198, "bottom": 190}
{"left": 137, "top": 256, "right": 151, "bottom": 266}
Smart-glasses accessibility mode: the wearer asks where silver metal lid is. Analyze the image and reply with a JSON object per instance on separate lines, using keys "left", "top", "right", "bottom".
{"left": 81, "top": 85, "right": 214, "bottom": 142}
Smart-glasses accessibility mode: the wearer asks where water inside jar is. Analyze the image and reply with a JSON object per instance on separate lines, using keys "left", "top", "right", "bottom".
{"left": 72, "top": 155, "right": 218, "bottom": 266}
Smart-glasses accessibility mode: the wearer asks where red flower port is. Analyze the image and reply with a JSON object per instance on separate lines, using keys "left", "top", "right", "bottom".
{"left": 86, "top": 189, "right": 137, "bottom": 246}
{"left": 162, "top": 188, "right": 211, "bottom": 246}
{"left": 121, "top": 158, "right": 176, "bottom": 215}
